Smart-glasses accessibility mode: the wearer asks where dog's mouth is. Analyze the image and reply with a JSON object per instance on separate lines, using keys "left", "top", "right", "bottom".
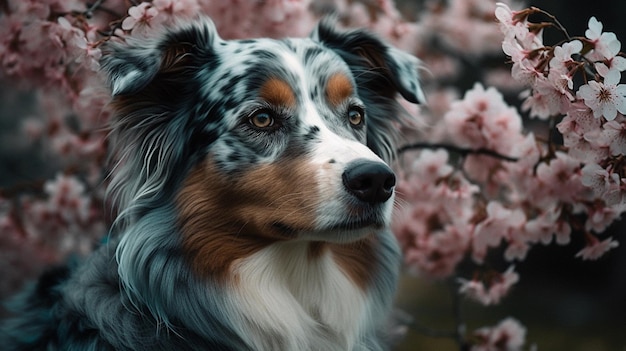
{"left": 271, "top": 222, "right": 300, "bottom": 238}
{"left": 323, "top": 217, "right": 385, "bottom": 231}
{"left": 271, "top": 213, "right": 386, "bottom": 240}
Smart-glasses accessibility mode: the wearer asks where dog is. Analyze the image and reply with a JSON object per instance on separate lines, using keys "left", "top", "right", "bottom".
{"left": 0, "top": 17, "right": 423, "bottom": 351}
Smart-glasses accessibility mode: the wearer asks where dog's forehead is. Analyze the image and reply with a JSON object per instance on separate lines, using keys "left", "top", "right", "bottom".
{"left": 228, "top": 37, "right": 345, "bottom": 70}
{"left": 205, "top": 37, "right": 352, "bottom": 98}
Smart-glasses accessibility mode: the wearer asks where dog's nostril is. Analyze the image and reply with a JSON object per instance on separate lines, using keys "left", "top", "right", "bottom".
{"left": 342, "top": 160, "right": 396, "bottom": 203}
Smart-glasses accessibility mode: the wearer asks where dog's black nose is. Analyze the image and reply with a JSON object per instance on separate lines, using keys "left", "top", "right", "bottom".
{"left": 342, "top": 160, "right": 396, "bottom": 203}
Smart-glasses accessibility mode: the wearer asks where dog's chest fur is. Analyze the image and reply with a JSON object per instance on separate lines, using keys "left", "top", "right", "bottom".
{"left": 230, "top": 242, "right": 368, "bottom": 350}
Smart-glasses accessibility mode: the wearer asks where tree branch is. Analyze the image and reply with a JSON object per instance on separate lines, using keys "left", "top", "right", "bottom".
{"left": 451, "top": 280, "right": 468, "bottom": 351}
{"left": 84, "top": 0, "right": 107, "bottom": 18}
{"left": 398, "top": 143, "right": 519, "bottom": 163}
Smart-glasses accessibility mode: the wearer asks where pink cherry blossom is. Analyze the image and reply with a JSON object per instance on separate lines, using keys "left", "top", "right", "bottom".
{"left": 585, "top": 17, "right": 621, "bottom": 61}
{"left": 585, "top": 201, "right": 623, "bottom": 233}
{"left": 472, "top": 202, "right": 525, "bottom": 263}
{"left": 522, "top": 204, "right": 569, "bottom": 246}
{"left": 0, "top": 205, "right": 52, "bottom": 298}
{"left": 122, "top": 2, "right": 160, "bottom": 35}
{"left": 405, "top": 149, "right": 454, "bottom": 184}
{"left": 471, "top": 317, "right": 527, "bottom": 351}
{"left": 444, "top": 83, "right": 523, "bottom": 154}
{"left": 496, "top": 3, "right": 542, "bottom": 52}
{"left": 524, "top": 73, "right": 573, "bottom": 118}
{"left": 393, "top": 149, "right": 481, "bottom": 279}
{"left": 606, "top": 55, "right": 626, "bottom": 72}
{"left": 424, "top": 0, "right": 504, "bottom": 56}
{"left": 401, "top": 223, "right": 472, "bottom": 279}
{"left": 549, "top": 40, "right": 582, "bottom": 73}
{"left": 557, "top": 103, "right": 601, "bottom": 137}
{"left": 153, "top": 0, "right": 200, "bottom": 18}
{"left": 520, "top": 87, "right": 554, "bottom": 119}
{"left": 458, "top": 266, "right": 519, "bottom": 305}
{"left": 576, "top": 235, "right": 619, "bottom": 260}
{"left": 535, "top": 152, "right": 584, "bottom": 203}
{"left": 577, "top": 68, "right": 626, "bottom": 121}
{"left": 580, "top": 163, "right": 622, "bottom": 204}
{"left": 494, "top": 3, "right": 524, "bottom": 31}
{"left": 601, "top": 120, "right": 626, "bottom": 155}
{"left": 501, "top": 33, "right": 544, "bottom": 88}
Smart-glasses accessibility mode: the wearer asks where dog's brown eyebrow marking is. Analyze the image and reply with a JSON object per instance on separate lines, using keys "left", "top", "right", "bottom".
{"left": 259, "top": 77, "right": 296, "bottom": 108}
{"left": 326, "top": 73, "right": 354, "bottom": 106}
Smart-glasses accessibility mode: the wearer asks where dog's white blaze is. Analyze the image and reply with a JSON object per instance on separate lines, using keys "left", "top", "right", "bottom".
{"left": 313, "top": 131, "right": 380, "bottom": 233}
{"left": 279, "top": 48, "right": 395, "bottom": 240}
{"left": 311, "top": 123, "right": 394, "bottom": 235}
{"left": 230, "top": 242, "right": 368, "bottom": 350}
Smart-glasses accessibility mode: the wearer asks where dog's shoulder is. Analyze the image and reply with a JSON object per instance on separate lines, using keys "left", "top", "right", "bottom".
{"left": 0, "top": 246, "right": 116, "bottom": 350}
{"left": 1, "top": 242, "right": 235, "bottom": 351}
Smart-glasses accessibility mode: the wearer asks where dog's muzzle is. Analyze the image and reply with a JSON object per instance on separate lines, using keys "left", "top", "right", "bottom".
{"left": 342, "top": 159, "right": 396, "bottom": 203}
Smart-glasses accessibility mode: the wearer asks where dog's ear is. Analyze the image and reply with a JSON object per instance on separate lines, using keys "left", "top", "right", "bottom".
{"left": 312, "top": 19, "right": 424, "bottom": 162}
{"left": 101, "top": 19, "right": 224, "bottom": 231}
{"left": 311, "top": 18, "right": 425, "bottom": 105}
{"left": 101, "top": 18, "right": 221, "bottom": 96}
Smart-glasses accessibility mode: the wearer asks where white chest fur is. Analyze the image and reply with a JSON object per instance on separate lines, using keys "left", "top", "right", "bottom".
{"left": 229, "top": 242, "right": 372, "bottom": 351}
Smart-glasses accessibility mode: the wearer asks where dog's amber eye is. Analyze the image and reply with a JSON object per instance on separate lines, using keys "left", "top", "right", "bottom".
{"left": 348, "top": 107, "right": 364, "bottom": 126}
{"left": 250, "top": 111, "right": 274, "bottom": 128}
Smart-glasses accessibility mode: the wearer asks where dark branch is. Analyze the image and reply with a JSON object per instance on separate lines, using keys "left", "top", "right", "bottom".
{"left": 85, "top": 0, "right": 107, "bottom": 18}
{"left": 398, "top": 143, "right": 519, "bottom": 162}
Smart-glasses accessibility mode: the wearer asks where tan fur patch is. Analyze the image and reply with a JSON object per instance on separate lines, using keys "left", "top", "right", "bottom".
{"left": 308, "top": 241, "right": 328, "bottom": 260}
{"left": 326, "top": 73, "right": 354, "bottom": 106}
{"left": 330, "top": 235, "right": 378, "bottom": 290}
{"left": 259, "top": 78, "right": 297, "bottom": 108}
{"left": 306, "top": 235, "right": 379, "bottom": 290}
{"left": 177, "top": 158, "right": 320, "bottom": 280}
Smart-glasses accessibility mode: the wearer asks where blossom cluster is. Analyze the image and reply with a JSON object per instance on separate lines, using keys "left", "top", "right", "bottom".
{"left": 470, "top": 317, "right": 529, "bottom": 351}
{"left": 0, "top": 173, "right": 104, "bottom": 296}
{"left": 394, "top": 1, "right": 624, "bottom": 289}
{"left": 1, "top": 0, "right": 623, "bottom": 350}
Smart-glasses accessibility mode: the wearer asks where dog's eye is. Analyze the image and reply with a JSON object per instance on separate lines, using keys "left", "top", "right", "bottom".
{"left": 249, "top": 110, "right": 274, "bottom": 129}
{"left": 348, "top": 106, "right": 364, "bottom": 126}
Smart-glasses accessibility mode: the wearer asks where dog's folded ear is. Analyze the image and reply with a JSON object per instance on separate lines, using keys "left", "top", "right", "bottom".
{"left": 312, "top": 19, "right": 425, "bottom": 162}
{"left": 101, "top": 18, "right": 220, "bottom": 97}
{"left": 311, "top": 18, "right": 425, "bottom": 105}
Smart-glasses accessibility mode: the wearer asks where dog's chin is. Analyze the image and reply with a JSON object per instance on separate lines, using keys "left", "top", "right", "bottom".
{"left": 279, "top": 217, "right": 389, "bottom": 244}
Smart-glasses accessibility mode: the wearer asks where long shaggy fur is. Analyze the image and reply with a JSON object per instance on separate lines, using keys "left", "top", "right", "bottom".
{"left": 0, "top": 17, "right": 423, "bottom": 351}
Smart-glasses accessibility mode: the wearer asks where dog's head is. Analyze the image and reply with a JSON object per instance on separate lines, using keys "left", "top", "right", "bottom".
{"left": 102, "top": 18, "right": 423, "bottom": 279}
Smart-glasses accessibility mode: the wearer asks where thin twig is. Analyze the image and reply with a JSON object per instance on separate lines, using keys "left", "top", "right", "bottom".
{"left": 84, "top": 0, "right": 107, "bottom": 18}
{"left": 398, "top": 143, "right": 519, "bottom": 162}
{"left": 450, "top": 280, "right": 467, "bottom": 351}
{"left": 530, "top": 6, "right": 571, "bottom": 40}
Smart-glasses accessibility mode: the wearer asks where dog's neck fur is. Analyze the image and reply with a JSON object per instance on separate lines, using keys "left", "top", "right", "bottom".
{"left": 229, "top": 241, "right": 369, "bottom": 350}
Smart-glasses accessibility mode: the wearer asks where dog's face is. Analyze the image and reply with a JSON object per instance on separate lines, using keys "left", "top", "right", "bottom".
{"left": 103, "top": 18, "right": 422, "bottom": 278}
